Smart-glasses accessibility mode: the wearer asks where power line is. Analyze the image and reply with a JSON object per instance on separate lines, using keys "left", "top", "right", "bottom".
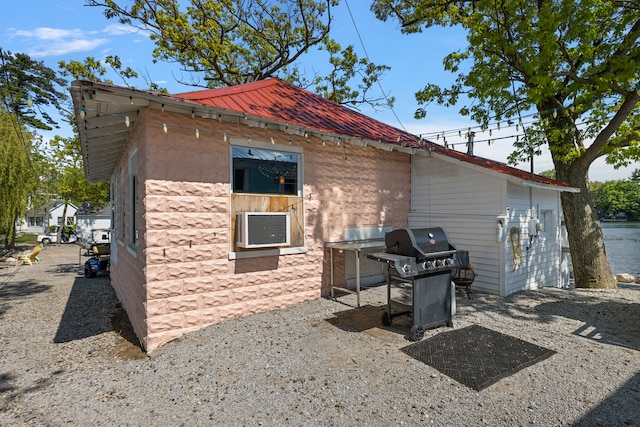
{"left": 343, "top": 0, "right": 407, "bottom": 132}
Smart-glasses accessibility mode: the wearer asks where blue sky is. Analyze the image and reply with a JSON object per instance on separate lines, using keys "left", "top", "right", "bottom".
{"left": 1, "top": 0, "right": 634, "bottom": 181}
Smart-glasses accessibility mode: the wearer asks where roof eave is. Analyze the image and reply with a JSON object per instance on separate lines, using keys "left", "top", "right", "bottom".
{"left": 71, "top": 81, "right": 423, "bottom": 182}
{"left": 422, "top": 148, "right": 580, "bottom": 193}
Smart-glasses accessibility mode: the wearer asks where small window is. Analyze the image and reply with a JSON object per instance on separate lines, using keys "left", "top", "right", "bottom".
{"left": 232, "top": 146, "right": 299, "bottom": 195}
{"left": 130, "top": 174, "right": 139, "bottom": 245}
{"left": 128, "top": 148, "right": 139, "bottom": 248}
{"left": 540, "top": 210, "right": 554, "bottom": 236}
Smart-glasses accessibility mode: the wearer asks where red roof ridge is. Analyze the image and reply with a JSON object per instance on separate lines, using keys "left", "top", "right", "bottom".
{"left": 175, "top": 78, "right": 281, "bottom": 100}
{"left": 173, "top": 77, "right": 420, "bottom": 145}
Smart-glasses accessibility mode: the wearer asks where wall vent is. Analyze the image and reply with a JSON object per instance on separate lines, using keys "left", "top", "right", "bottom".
{"left": 236, "top": 212, "right": 291, "bottom": 249}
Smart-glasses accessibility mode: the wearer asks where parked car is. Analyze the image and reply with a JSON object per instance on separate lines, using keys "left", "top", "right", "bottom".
{"left": 37, "top": 227, "right": 78, "bottom": 245}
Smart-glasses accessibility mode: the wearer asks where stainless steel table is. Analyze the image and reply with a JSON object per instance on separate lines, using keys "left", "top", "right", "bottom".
{"left": 325, "top": 239, "right": 386, "bottom": 307}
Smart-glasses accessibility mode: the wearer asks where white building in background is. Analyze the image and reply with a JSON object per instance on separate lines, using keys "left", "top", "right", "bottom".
{"left": 47, "top": 203, "right": 78, "bottom": 230}
{"left": 75, "top": 206, "right": 112, "bottom": 243}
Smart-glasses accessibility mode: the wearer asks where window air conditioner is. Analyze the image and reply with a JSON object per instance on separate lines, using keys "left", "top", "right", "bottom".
{"left": 236, "top": 212, "right": 291, "bottom": 249}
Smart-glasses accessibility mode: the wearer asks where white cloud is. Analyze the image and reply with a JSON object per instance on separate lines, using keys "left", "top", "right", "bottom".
{"left": 8, "top": 26, "right": 109, "bottom": 57}
{"left": 30, "top": 38, "right": 110, "bottom": 57}
{"left": 6, "top": 24, "right": 149, "bottom": 58}
{"left": 13, "top": 27, "right": 98, "bottom": 41}
{"left": 103, "top": 23, "right": 150, "bottom": 37}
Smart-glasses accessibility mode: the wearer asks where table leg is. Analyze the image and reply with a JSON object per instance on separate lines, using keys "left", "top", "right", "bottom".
{"left": 355, "top": 249, "right": 361, "bottom": 308}
{"left": 330, "top": 247, "right": 335, "bottom": 300}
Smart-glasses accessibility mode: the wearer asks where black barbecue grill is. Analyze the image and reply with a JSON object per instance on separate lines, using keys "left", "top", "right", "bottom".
{"left": 368, "top": 227, "right": 466, "bottom": 341}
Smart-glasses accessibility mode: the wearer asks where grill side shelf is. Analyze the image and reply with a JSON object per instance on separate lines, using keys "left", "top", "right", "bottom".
{"left": 367, "top": 252, "right": 417, "bottom": 277}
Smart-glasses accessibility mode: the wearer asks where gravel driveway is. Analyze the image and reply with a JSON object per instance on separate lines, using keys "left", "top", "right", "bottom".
{"left": 1, "top": 244, "right": 639, "bottom": 426}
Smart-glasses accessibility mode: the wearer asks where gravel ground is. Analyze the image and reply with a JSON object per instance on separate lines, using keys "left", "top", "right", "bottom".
{"left": 1, "top": 244, "right": 639, "bottom": 426}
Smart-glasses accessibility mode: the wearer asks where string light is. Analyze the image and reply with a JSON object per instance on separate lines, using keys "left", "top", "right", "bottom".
{"left": 27, "top": 94, "right": 33, "bottom": 108}
{"left": 72, "top": 106, "right": 426, "bottom": 151}
{"left": 72, "top": 101, "right": 601, "bottom": 157}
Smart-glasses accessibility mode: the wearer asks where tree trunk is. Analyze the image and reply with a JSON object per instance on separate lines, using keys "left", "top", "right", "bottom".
{"left": 557, "top": 165, "right": 617, "bottom": 289}
{"left": 57, "top": 203, "right": 69, "bottom": 245}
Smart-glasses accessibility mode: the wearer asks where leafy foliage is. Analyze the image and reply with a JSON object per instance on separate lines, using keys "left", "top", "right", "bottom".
{"left": 0, "top": 49, "right": 67, "bottom": 130}
{"left": 371, "top": 0, "right": 640, "bottom": 289}
{"left": 591, "top": 171, "right": 640, "bottom": 220}
{"left": 0, "top": 109, "right": 38, "bottom": 244}
{"left": 87, "top": 0, "right": 336, "bottom": 86}
{"left": 371, "top": 0, "right": 640, "bottom": 178}
{"left": 84, "top": 0, "right": 391, "bottom": 107}
{"left": 58, "top": 55, "right": 169, "bottom": 93}
{"left": 0, "top": 49, "right": 110, "bottom": 247}
{"left": 49, "top": 135, "right": 111, "bottom": 210}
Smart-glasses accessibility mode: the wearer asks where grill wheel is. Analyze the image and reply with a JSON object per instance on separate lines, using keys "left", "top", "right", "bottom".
{"left": 381, "top": 312, "right": 392, "bottom": 326}
{"left": 411, "top": 325, "right": 425, "bottom": 341}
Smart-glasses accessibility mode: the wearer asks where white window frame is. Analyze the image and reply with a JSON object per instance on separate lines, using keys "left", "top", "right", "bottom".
{"left": 128, "top": 148, "right": 139, "bottom": 251}
{"left": 229, "top": 138, "right": 306, "bottom": 259}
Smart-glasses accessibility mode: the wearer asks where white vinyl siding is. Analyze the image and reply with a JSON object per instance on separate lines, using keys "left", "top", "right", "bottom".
{"left": 505, "top": 183, "right": 563, "bottom": 295}
{"left": 410, "top": 155, "right": 507, "bottom": 295}
{"left": 410, "top": 155, "right": 566, "bottom": 297}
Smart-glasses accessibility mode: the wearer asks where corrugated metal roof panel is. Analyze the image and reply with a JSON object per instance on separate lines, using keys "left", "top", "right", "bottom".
{"left": 175, "top": 78, "right": 421, "bottom": 145}
{"left": 70, "top": 79, "right": 578, "bottom": 192}
{"left": 175, "top": 78, "right": 577, "bottom": 191}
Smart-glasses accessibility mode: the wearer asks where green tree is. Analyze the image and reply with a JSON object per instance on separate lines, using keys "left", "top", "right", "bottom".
{"left": 58, "top": 55, "right": 169, "bottom": 93}
{"left": 591, "top": 178, "right": 640, "bottom": 221}
{"left": 48, "top": 135, "right": 110, "bottom": 242}
{"left": 0, "top": 49, "right": 67, "bottom": 130}
{"left": 539, "top": 169, "right": 556, "bottom": 179}
{"left": 84, "top": 0, "right": 391, "bottom": 108}
{"left": 372, "top": 0, "right": 640, "bottom": 289}
{"left": 0, "top": 109, "right": 38, "bottom": 248}
{"left": 0, "top": 50, "right": 68, "bottom": 248}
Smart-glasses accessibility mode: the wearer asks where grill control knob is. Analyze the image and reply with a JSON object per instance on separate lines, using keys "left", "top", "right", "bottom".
{"left": 434, "top": 259, "right": 443, "bottom": 268}
{"left": 443, "top": 258, "right": 454, "bottom": 267}
{"left": 402, "top": 264, "right": 412, "bottom": 274}
{"left": 426, "top": 260, "right": 435, "bottom": 270}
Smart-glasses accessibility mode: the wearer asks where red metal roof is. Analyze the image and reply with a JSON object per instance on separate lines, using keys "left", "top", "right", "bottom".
{"left": 174, "top": 78, "right": 576, "bottom": 190}
{"left": 175, "top": 78, "right": 422, "bottom": 146}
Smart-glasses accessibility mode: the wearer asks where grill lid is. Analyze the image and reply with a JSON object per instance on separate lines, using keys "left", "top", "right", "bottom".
{"left": 384, "top": 227, "right": 452, "bottom": 259}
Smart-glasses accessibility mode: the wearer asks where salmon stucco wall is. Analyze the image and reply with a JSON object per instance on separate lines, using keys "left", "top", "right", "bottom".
{"left": 109, "top": 116, "right": 149, "bottom": 347}
{"left": 113, "top": 109, "right": 411, "bottom": 352}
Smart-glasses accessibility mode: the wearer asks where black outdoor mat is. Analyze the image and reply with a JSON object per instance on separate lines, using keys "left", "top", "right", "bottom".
{"left": 401, "top": 324, "right": 556, "bottom": 391}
